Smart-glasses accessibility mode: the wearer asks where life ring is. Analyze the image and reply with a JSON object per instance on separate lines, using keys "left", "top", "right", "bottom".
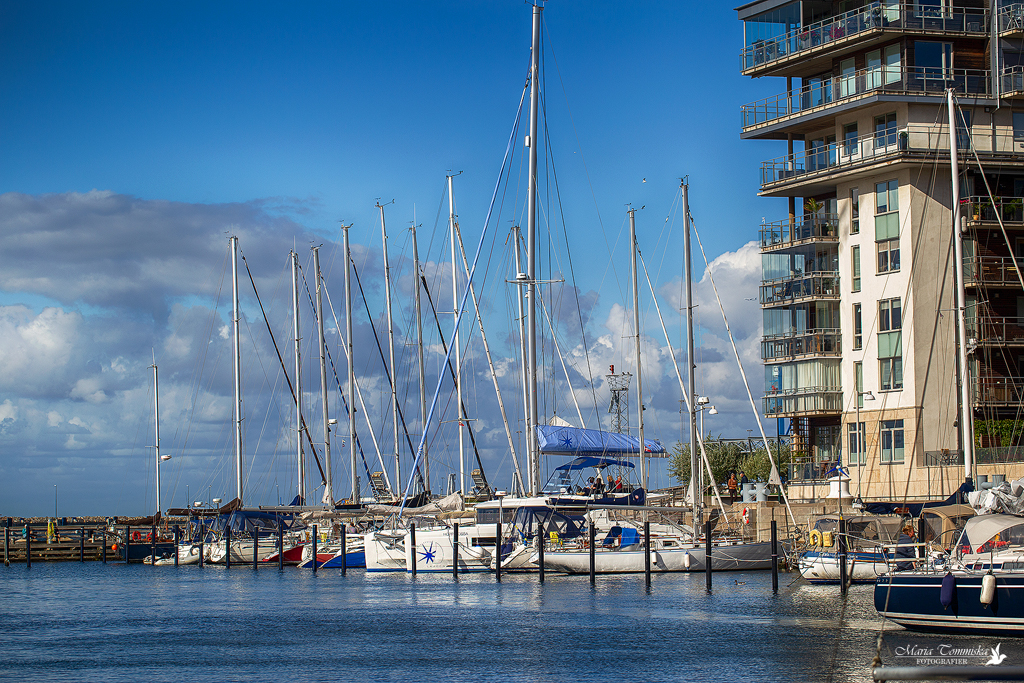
{"left": 132, "top": 531, "right": 141, "bottom": 542}
{"left": 741, "top": 507, "right": 750, "bottom": 525}
{"left": 809, "top": 529, "right": 822, "bottom": 546}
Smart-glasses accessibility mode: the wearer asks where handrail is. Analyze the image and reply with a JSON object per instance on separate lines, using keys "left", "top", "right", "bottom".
{"left": 741, "top": 2, "right": 988, "bottom": 72}
{"left": 742, "top": 66, "right": 989, "bottom": 129}
{"left": 760, "top": 213, "right": 839, "bottom": 247}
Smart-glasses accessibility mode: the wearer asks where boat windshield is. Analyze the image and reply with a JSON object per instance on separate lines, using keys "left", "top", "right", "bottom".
{"left": 957, "top": 515, "right": 1024, "bottom": 554}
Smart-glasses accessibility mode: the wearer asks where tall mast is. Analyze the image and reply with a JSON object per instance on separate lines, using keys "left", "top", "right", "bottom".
{"left": 230, "top": 235, "right": 244, "bottom": 505}
{"left": 682, "top": 180, "right": 700, "bottom": 527}
{"left": 514, "top": 227, "right": 531, "bottom": 498}
{"left": 526, "top": 2, "right": 542, "bottom": 496}
{"left": 342, "top": 223, "right": 358, "bottom": 503}
{"left": 410, "top": 222, "right": 430, "bottom": 493}
{"left": 629, "top": 209, "right": 646, "bottom": 490}
{"left": 314, "top": 246, "right": 333, "bottom": 505}
{"left": 947, "top": 90, "right": 975, "bottom": 482}
{"left": 291, "top": 250, "right": 305, "bottom": 504}
{"left": 152, "top": 361, "right": 162, "bottom": 516}
{"left": 448, "top": 174, "right": 466, "bottom": 494}
{"left": 379, "top": 202, "right": 401, "bottom": 489}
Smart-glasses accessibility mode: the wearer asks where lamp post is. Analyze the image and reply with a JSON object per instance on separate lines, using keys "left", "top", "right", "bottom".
{"left": 855, "top": 391, "right": 875, "bottom": 504}
{"left": 693, "top": 397, "right": 716, "bottom": 510}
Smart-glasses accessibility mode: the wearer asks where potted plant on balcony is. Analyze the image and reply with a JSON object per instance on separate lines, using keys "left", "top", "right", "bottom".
{"left": 1004, "top": 197, "right": 1023, "bottom": 222}
{"left": 804, "top": 197, "right": 827, "bottom": 235}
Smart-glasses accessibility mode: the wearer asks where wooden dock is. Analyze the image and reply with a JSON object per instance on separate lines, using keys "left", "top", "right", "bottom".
{"left": 2, "top": 520, "right": 176, "bottom": 564}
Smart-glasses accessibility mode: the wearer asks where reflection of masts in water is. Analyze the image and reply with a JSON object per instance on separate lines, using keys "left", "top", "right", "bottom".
{"left": 291, "top": 250, "right": 305, "bottom": 504}
{"left": 606, "top": 367, "right": 631, "bottom": 434}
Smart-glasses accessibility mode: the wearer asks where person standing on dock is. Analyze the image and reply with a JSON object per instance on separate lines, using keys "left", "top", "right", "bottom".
{"left": 727, "top": 472, "right": 738, "bottom": 504}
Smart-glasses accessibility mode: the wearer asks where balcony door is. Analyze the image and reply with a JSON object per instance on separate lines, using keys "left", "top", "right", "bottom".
{"left": 839, "top": 58, "right": 856, "bottom": 98}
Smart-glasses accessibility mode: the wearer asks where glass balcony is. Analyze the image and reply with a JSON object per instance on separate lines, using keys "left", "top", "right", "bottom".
{"left": 742, "top": 66, "right": 989, "bottom": 131}
{"left": 1000, "top": 66, "right": 1024, "bottom": 95}
{"left": 974, "top": 376, "right": 1024, "bottom": 406}
{"left": 760, "top": 272, "right": 840, "bottom": 305}
{"left": 762, "top": 388, "right": 843, "bottom": 417}
{"left": 961, "top": 195, "right": 1024, "bottom": 224}
{"left": 963, "top": 255, "right": 1023, "bottom": 288}
{"left": 967, "top": 316, "right": 1024, "bottom": 345}
{"left": 741, "top": 2, "right": 988, "bottom": 74}
{"left": 761, "top": 329, "right": 842, "bottom": 361}
{"left": 760, "top": 213, "right": 839, "bottom": 250}
{"left": 998, "top": 3, "right": 1024, "bottom": 34}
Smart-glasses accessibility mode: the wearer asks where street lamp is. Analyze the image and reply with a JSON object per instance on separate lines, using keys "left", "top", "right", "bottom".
{"left": 855, "top": 390, "right": 876, "bottom": 505}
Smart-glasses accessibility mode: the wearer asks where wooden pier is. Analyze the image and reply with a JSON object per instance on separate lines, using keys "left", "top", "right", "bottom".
{"left": 2, "top": 519, "right": 174, "bottom": 563}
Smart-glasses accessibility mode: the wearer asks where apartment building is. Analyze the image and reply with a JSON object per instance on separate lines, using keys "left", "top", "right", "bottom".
{"left": 737, "top": 0, "right": 1024, "bottom": 501}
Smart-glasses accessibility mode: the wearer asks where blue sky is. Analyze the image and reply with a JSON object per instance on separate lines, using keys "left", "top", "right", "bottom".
{"left": 0, "top": 1, "right": 787, "bottom": 516}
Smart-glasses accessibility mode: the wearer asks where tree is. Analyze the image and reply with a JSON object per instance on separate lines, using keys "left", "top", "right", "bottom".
{"left": 669, "top": 437, "right": 792, "bottom": 489}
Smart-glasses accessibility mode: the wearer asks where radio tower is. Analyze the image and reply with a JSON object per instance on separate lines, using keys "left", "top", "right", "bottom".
{"left": 606, "top": 365, "right": 632, "bottom": 434}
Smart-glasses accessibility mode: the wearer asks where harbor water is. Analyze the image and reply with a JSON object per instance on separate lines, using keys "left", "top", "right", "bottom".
{"left": 0, "top": 563, "right": 1018, "bottom": 682}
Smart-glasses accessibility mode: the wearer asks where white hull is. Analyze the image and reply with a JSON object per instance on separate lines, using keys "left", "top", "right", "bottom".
{"left": 207, "top": 539, "right": 286, "bottom": 564}
{"left": 538, "top": 541, "right": 774, "bottom": 573}
{"left": 798, "top": 551, "right": 891, "bottom": 583}
{"left": 406, "top": 525, "right": 492, "bottom": 573}
{"left": 364, "top": 530, "right": 409, "bottom": 572}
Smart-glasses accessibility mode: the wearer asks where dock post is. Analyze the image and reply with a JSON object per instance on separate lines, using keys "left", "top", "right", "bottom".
{"left": 5, "top": 522, "right": 10, "bottom": 567}
{"left": 838, "top": 517, "right": 848, "bottom": 595}
{"left": 588, "top": 524, "right": 596, "bottom": 584}
{"left": 311, "top": 524, "right": 318, "bottom": 572}
{"left": 538, "top": 523, "right": 545, "bottom": 584}
{"left": 644, "top": 521, "right": 651, "bottom": 587}
{"left": 340, "top": 525, "right": 347, "bottom": 576}
{"left": 124, "top": 526, "right": 130, "bottom": 564}
{"left": 25, "top": 524, "right": 31, "bottom": 568}
{"left": 277, "top": 527, "right": 283, "bottom": 570}
{"left": 80, "top": 527, "right": 86, "bottom": 562}
{"left": 452, "top": 523, "right": 459, "bottom": 578}
{"left": 198, "top": 531, "right": 204, "bottom": 568}
{"left": 252, "top": 531, "right": 258, "bottom": 571}
{"left": 225, "top": 525, "right": 232, "bottom": 569}
{"left": 101, "top": 524, "right": 107, "bottom": 564}
{"left": 409, "top": 523, "right": 417, "bottom": 576}
{"left": 150, "top": 524, "right": 156, "bottom": 565}
{"left": 704, "top": 521, "right": 712, "bottom": 592}
{"left": 771, "top": 519, "right": 779, "bottom": 594}
{"left": 173, "top": 526, "right": 179, "bottom": 567}
{"left": 494, "top": 520, "right": 501, "bottom": 582}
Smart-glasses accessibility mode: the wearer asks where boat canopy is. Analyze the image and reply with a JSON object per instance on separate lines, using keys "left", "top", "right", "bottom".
{"left": 536, "top": 425, "right": 665, "bottom": 456}
{"left": 553, "top": 456, "right": 636, "bottom": 472}
{"left": 960, "top": 513, "right": 1024, "bottom": 553}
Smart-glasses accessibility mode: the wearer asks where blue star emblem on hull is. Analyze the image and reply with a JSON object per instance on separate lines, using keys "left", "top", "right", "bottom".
{"left": 418, "top": 543, "right": 437, "bottom": 564}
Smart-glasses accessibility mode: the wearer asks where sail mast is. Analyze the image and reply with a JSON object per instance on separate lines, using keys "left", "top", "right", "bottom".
{"left": 947, "top": 90, "right": 975, "bottom": 482}
{"left": 231, "top": 235, "right": 244, "bottom": 506}
{"left": 682, "top": 180, "right": 700, "bottom": 526}
{"left": 152, "top": 361, "right": 162, "bottom": 516}
{"left": 291, "top": 250, "right": 305, "bottom": 504}
{"left": 314, "top": 246, "right": 333, "bottom": 505}
{"left": 341, "top": 223, "right": 359, "bottom": 503}
{"left": 379, "top": 202, "right": 401, "bottom": 489}
{"left": 526, "top": 2, "right": 542, "bottom": 496}
{"left": 448, "top": 174, "right": 466, "bottom": 494}
{"left": 629, "top": 208, "right": 647, "bottom": 489}
{"left": 410, "top": 222, "right": 430, "bottom": 493}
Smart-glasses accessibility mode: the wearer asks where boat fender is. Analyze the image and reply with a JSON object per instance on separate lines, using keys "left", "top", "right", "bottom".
{"left": 980, "top": 571, "right": 996, "bottom": 608}
{"left": 821, "top": 531, "right": 835, "bottom": 548}
{"left": 809, "top": 530, "right": 822, "bottom": 547}
{"left": 132, "top": 531, "right": 141, "bottom": 541}
{"left": 741, "top": 508, "right": 750, "bottom": 525}
{"left": 111, "top": 543, "right": 118, "bottom": 553}
{"left": 940, "top": 572, "right": 956, "bottom": 609}
{"left": 682, "top": 551, "right": 691, "bottom": 569}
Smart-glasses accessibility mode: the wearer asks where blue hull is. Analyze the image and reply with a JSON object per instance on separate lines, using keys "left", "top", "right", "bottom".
{"left": 319, "top": 551, "right": 365, "bottom": 568}
{"left": 875, "top": 572, "right": 1024, "bottom": 635}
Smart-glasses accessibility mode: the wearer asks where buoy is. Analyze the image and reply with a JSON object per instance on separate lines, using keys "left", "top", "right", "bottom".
{"left": 741, "top": 507, "right": 750, "bottom": 525}
{"left": 940, "top": 572, "right": 956, "bottom": 609}
{"left": 112, "top": 543, "right": 119, "bottom": 553}
{"left": 809, "top": 529, "right": 822, "bottom": 546}
{"left": 682, "top": 551, "right": 691, "bottom": 569}
{"left": 981, "top": 572, "right": 996, "bottom": 607}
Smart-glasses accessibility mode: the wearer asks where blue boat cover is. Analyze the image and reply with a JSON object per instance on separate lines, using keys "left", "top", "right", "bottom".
{"left": 536, "top": 425, "right": 665, "bottom": 456}
{"left": 553, "top": 456, "right": 636, "bottom": 472}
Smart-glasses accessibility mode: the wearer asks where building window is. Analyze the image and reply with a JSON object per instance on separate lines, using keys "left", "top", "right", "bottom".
{"left": 880, "top": 356, "right": 903, "bottom": 390}
{"left": 852, "top": 245, "right": 861, "bottom": 292}
{"left": 853, "top": 303, "right": 863, "bottom": 349}
{"left": 843, "top": 123, "right": 858, "bottom": 157}
{"left": 880, "top": 419, "right": 905, "bottom": 463}
{"left": 877, "top": 238, "right": 900, "bottom": 273}
{"left": 875, "top": 112, "right": 897, "bottom": 149}
{"left": 856, "top": 361, "right": 864, "bottom": 408}
{"left": 851, "top": 188, "right": 859, "bottom": 235}
{"left": 848, "top": 422, "right": 866, "bottom": 466}
{"left": 879, "top": 297, "right": 902, "bottom": 331}
{"left": 1014, "top": 112, "right": 1024, "bottom": 142}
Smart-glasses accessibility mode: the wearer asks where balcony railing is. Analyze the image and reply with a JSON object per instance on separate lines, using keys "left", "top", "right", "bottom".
{"left": 763, "top": 387, "right": 843, "bottom": 417}
{"left": 998, "top": 3, "right": 1024, "bottom": 33}
{"left": 742, "top": 66, "right": 989, "bottom": 130}
{"left": 963, "top": 255, "right": 1023, "bottom": 287}
{"left": 760, "top": 213, "right": 839, "bottom": 249}
{"left": 741, "top": 2, "right": 988, "bottom": 73}
{"left": 787, "top": 458, "right": 841, "bottom": 482}
{"left": 975, "top": 376, "right": 1024, "bottom": 406}
{"left": 762, "top": 329, "right": 842, "bottom": 361}
{"left": 961, "top": 195, "right": 1024, "bottom": 223}
{"left": 760, "top": 272, "right": 840, "bottom": 305}
{"left": 968, "top": 316, "right": 1024, "bottom": 344}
